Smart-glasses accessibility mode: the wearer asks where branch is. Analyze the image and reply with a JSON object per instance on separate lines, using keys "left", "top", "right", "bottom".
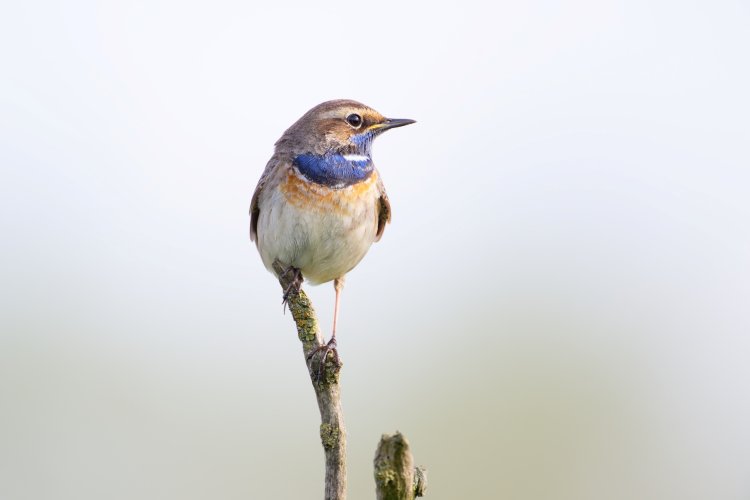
{"left": 374, "top": 432, "right": 427, "bottom": 499}
{"left": 274, "top": 261, "right": 347, "bottom": 500}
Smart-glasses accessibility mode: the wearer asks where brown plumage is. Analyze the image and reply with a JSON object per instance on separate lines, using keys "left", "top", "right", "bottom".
{"left": 249, "top": 99, "right": 415, "bottom": 358}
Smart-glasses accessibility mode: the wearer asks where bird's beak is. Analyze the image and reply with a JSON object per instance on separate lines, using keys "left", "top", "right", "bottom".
{"left": 372, "top": 118, "right": 417, "bottom": 132}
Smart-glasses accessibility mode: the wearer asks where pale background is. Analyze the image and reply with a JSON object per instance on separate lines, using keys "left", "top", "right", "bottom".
{"left": 1, "top": 1, "right": 749, "bottom": 499}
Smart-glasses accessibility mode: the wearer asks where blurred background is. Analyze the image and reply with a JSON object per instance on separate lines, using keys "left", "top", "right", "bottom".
{"left": 1, "top": 1, "right": 749, "bottom": 499}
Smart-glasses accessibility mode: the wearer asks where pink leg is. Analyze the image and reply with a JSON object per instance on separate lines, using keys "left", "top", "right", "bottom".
{"left": 332, "top": 277, "right": 345, "bottom": 340}
{"left": 306, "top": 277, "right": 345, "bottom": 381}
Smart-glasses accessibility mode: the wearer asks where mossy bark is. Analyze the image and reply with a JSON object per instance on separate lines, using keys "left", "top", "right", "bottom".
{"left": 374, "top": 433, "right": 427, "bottom": 500}
{"left": 274, "top": 261, "right": 347, "bottom": 500}
{"left": 273, "top": 262, "right": 426, "bottom": 499}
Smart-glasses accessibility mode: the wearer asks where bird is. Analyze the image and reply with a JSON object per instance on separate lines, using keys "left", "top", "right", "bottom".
{"left": 249, "top": 99, "right": 415, "bottom": 362}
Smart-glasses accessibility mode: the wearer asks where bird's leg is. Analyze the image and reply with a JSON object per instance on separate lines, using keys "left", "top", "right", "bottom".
{"left": 279, "top": 265, "right": 304, "bottom": 312}
{"left": 332, "top": 276, "right": 344, "bottom": 342}
{"left": 306, "top": 277, "right": 345, "bottom": 381}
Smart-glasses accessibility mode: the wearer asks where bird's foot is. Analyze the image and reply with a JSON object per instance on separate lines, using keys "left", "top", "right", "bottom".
{"left": 279, "top": 266, "right": 303, "bottom": 312}
{"left": 306, "top": 337, "right": 341, "bottom": 383}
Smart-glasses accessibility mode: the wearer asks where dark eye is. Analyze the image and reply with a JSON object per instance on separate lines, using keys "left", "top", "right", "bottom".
{"left": 346, "top": 113, "right": 363, "bottom": 128}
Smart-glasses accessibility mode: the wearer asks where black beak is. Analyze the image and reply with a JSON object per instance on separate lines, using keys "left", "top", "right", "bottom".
{"left": 378, "top": 118, "right": 417, "bottom": 131}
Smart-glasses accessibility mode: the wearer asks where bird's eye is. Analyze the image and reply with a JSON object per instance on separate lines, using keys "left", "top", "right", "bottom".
{"left": 345, "top": 113, "right": 363, "bottom": 128}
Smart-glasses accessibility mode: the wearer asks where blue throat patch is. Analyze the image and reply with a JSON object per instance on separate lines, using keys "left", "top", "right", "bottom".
{"left": 293, "top": 153, "right": 373, "bottom": 188}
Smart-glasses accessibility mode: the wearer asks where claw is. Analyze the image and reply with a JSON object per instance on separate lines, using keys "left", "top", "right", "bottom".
{"left": 279, "top": 266, "right": 303, "bottom": 312}
{"left": 306, "top": 337, "right": 340, "bottom": 383}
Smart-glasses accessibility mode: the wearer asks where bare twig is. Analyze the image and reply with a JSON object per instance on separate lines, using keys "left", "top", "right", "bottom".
{"left": 274, "top": 261, "right": 347, "bottom": 500}
{"left": 374, "top": 432, "right": 427, "bottom": 500}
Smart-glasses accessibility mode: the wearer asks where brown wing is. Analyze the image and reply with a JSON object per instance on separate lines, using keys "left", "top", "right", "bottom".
{"left": 375, "top": 175, "right": 391, "bottom": 242}
{"left": 250, "top": 156, "right": 283, "bottom": 243}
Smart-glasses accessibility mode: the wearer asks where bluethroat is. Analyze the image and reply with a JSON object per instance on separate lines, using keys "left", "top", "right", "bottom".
{"left": 249, "top": 99, "right": 415, "bottom": 360}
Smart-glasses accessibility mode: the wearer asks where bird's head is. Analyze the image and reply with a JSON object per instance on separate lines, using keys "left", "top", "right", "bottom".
{"left": 275, "top": 99, "right": 415, "bottom": 157}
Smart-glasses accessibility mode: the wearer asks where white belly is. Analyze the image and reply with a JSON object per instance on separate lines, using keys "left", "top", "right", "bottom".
{"left": 256, "top": 172, "right": 380, "bottom": 285}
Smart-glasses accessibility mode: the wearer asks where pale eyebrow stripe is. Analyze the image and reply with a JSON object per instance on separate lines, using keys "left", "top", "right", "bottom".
{"left": 320, "top": 110, "right": 349, "bottom": 120}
